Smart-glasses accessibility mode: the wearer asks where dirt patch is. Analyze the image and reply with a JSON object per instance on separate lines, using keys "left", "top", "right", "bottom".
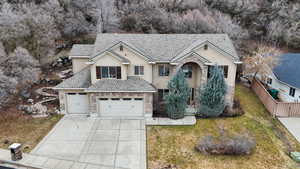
{"left": 0, "top": 109, "right": 63, "bottom": 153}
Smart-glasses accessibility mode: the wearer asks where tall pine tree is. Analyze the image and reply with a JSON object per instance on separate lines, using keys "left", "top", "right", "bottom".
{"left": 197, "top": 65, "right": 227, "bottom": 117}
{"left": 164, "top": 69, "right": 190, "bottom": 119}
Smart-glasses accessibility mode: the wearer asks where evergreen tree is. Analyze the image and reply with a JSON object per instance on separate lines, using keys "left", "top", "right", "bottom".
{"left": 197, "top": 65, "right": 227, "bottom": 117}
{"left": 164, "top": 69, "right": 190, "bottom": 119}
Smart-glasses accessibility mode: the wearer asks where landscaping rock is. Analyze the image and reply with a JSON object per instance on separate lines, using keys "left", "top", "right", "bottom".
{"left": 57, "top": 69, "right": 73, "bottom": 79}
{"left": 20, "top": 89, "right": 31, "bottom": 99}
{"left": 3, "top": 139, "right": 10, "bottom": 145}
{"left": 27, "top": 99, "right": 34, "bottom": 104}
{"left": 19, "top": 103, "right": 47, "bottom": 115}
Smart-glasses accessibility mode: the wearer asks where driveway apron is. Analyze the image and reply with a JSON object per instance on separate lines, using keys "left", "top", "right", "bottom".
{"left": 31, "top": 116, "right": 146, "bottom": 169}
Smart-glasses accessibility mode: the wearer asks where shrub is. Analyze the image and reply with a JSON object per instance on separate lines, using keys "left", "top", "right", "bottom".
{"left": 196, "top": 132, "right": 256, "bottom": 155}
{"left": 221, "top": 99, "right": 245, "bottom": 117}
{"left": 197, "top": 65, "right": 227, "bottom": 117}
{"left": 164, "top": 70, "right": 190, "bottom": 119}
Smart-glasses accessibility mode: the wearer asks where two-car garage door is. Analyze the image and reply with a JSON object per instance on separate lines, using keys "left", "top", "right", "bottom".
{"left": 98, "top": 98, "right": 144, "bottom": 117}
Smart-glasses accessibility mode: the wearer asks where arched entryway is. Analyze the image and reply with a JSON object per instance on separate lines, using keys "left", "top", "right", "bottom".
{"left": 181, "top": 62, "right": 202, "bottom": 107}
{"left": 175, "top": 61, "right": 207, "bottom": 109}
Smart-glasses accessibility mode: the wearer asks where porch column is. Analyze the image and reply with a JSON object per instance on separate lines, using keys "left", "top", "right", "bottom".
{"left": 200, "top": 65, "right": 208, "bottom": 88}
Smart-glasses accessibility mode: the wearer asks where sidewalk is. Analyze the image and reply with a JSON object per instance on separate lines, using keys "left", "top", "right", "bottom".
{"left": 278, "top": 117, "right": 300, "bottom": 143}
{"left": 146, "top": 116, "right": 196, "bottom": 125}
{"left": 0, "top": 148, "right": 116, "bottom": 169}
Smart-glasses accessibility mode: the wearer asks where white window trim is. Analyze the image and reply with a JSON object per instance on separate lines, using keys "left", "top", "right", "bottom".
{"left": 159, "top": 65, "right": 170, "bottom": 76}
{"left": 100, "top": 66, "right": 119, "bottom": 79}
{"left": 134, "top": 65, "right": 144, "bottom": 76}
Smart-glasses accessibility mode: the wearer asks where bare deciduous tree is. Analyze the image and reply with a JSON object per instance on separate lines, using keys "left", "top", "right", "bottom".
{"left": 0, "top": 70, "right": 18, "bottom": 108}
{"left": 0, "top": 3, "right": 30, "bottom": 41}
{"left": 95, "top": 0, "right": 119, "bottom": 33}
{"left": 0, "top": 47, "right": 41, "bottom": 85}
{"left": 243, "top": 45, "right": 282, "bottom": 80}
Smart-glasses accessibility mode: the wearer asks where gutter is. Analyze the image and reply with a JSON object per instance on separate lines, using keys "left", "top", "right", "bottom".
{"left": 52, "top": 88, "right": 87, "bottom": 90}
{"left": 84, "top": 90, "right": 157, "bottom": 93}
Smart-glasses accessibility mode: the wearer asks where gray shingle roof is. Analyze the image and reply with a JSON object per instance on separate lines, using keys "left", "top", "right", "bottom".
{"left": 85, "top": 76, "right": 156, "bottom": 92}
{"left": 273, "top": 53, "right": 300, "bottom": 89}
{"left": 92, "top": 34, "right": 239, "bottom": 61}
{"left": 54, "top": 67, "right": 91, "bottom": 89}
{"left": 70, "top": 44, "right": 94, "bottom": 56}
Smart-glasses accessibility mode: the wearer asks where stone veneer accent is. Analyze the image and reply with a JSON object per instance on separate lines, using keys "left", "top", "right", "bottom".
{"left": 58, "top": 91, "right": 66, "bottom": 113}
{"left": 89, "top": 92, "right": 153, "bottom": 117}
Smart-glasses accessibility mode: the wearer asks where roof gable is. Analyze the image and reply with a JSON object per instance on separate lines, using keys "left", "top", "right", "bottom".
{"left": 91, "top": 41, "right": 153, "bottom": 63}
{"left": 171, "top": 40, "right": 238, "bottom": 62}
{"left": 171, "top": 51, "right": 211, "bottom": 64}
{"left": 91, "top": 50, "right": 130, "bottom": 64}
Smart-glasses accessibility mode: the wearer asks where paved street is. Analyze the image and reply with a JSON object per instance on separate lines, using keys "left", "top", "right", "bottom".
{"left": 31, "top": 116, "right": 146, "bottom": 169}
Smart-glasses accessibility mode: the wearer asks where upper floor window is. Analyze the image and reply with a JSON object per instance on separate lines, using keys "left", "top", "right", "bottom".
{"left": 159, "top": 65, "right": 170, "bottom": 76}
{"left": 96, "top": 66, "right": 121, "bottom": 79}
{"left": 289, "top": 87, "right": 296, "bottom": 97}
{"left": 207, "top": 65, "right": 228, "bottom": 79}
{"left": 182, "top": 65, "right": 193, "bottom": 78}
{"left": 134, "top": 66, "right": 144, "bottom": 75}
{"left": 267, "top": 78, "right": 272, "bottom": 85}
{"left": 120, "top": 45, "right": 123, "bottom": 51}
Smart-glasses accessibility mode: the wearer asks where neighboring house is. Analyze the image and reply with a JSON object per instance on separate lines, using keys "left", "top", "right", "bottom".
{"left": 265, "top": 53, "right": 300, "bottom": 102}
{"left": 53, "top": 34, "right": 241, "bottom": 118}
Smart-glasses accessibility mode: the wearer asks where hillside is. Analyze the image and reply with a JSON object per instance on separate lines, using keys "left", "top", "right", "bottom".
{"left": 0, "top": 0, "right": 299, "bottom": 107}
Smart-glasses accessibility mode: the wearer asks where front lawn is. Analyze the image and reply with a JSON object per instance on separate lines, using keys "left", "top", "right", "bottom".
{"left": 147, "top": 84, "right": 300, "bottom": 169}
{"left": 0, "top": 113, "right": 63, "bottom": 153}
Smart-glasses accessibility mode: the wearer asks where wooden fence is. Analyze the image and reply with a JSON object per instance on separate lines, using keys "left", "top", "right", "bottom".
{"left": 251, "top": 78, "right": 300, "bottom": 117}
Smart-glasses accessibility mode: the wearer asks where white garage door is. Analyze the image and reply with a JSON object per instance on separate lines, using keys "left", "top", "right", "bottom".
{"left": 67, "top": 93, "right": 89, "bottom": 114}
{"left": 98, "top": 98, "right": 144, "bottom": 117}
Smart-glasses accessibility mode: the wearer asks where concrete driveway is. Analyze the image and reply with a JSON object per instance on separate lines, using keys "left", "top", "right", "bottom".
{"left": 31, "top": 116, "right": 146, "bottom": 169}
{"left": 278, "top": 118, "right": 300, "bottom": 143}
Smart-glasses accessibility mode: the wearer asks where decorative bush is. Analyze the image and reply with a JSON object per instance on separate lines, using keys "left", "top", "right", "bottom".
{"left": 196, "top": 132, "right": 256, "bottom": 155}
{"left": 197, "top": 65, "right": 227, "bottom": 117}
{"left": 164, "top": 69, "right": 190, "bottom": 119}
{"left": 221, "top": 99, "right": 245, "bottom": 117}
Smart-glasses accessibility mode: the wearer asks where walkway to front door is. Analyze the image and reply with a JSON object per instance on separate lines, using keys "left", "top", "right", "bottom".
{"left": 31, "top": 116, "right": 146, "bottom": 169}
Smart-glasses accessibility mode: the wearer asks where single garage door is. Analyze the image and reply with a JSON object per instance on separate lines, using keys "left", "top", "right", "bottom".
{"left": 67, "top": 93, "right": 89, "bottom": 114}
{"left": 98, "top": 98, "right": 144, "bottom": 117}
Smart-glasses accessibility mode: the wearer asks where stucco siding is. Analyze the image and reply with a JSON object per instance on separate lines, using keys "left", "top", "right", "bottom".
{"left": 72, "top": 58, "right": 89, "bottom": 73}
{"left": 91, "top": 53, "right": 128, "bottom": 84}
{"left": 195, "top": 47, "right": 236, "bottom": 106}
{"left": 113, "top": 47, "right": 153, "bottom": 83}
{"left": 152, "top": 64, "right": 173, "bottom": 89}
{"left": 195, "top": 47, "right": 237, "bottom": 88}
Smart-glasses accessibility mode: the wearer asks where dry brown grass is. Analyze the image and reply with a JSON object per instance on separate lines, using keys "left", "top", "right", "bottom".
{"left": 147, "top": 84, "right": 300, "bottom": 169}
{"left": 0, "top": 112, "right": 63, "bottom": 153}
